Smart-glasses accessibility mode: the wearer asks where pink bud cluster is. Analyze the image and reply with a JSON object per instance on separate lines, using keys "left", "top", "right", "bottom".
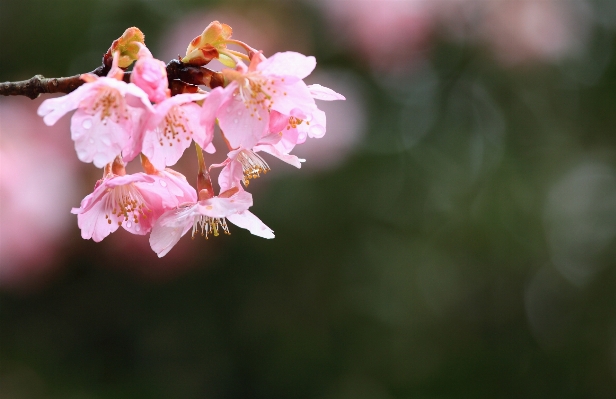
{"left": 37, "top": 23, "right": 344, "bottom": 257}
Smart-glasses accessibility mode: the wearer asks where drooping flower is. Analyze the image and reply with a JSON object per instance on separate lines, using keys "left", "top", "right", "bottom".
{"left": 37, "top": 55, "right": 152, "bottom": 168}
{"left": 149, "top": 186, "right": 274, "bottom": 257}
{"left": 71, "top": 157, "right": 187, "bottom": 242}
{"left": 140, "top": 92, "right": 212, "bottom": 170}
{"left": 215, "top": 148, "right": 272, "bottom": 191}
{"left": 215, "top": 144, "right": 304, "bottom": 192}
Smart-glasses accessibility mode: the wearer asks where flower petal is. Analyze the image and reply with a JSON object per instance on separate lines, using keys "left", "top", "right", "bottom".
{"left": 199, "top": 190, "right": 253, "bottom": 218}
{"left": 227, "top": 210, "right": 275, "bottom": 239}
{"left": 269, "top": 81, "right": 315, "bottom": 117}
{"left": 258, "top": 51, "right": 316, "bottom": 80}
{"left": 76, "top": 197, "right": 120, "bottom": 242}
{"left": 307, "top": 84, "right": 346, "bottom": 101}
{"left": 71, "top": 110, "right": 131, "bottom": 168}
{"left": 218, "top": 157, "right": 245, "bottom": 193}
{"left": 149, "top": 207, "right": 194, "bottom": 257}
{"left": 217, "top": 91, "right": 266, "bottom": 149}
{"left": 254, "top": 144, "right": 304, "bottom": 168}
{"left": 37, "top": 83, "right": 95, "bottom": 125}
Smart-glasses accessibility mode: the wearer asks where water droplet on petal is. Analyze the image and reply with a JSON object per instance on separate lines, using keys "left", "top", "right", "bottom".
{"left": 233, "top": 119, "right": 238, "bottom": 124}
{"left": 136, "top": 225, "right": 141, "bottom": 232}
{"left": 89, "top": 138, "right": 95, "bottom": 144}
{"left": 237, "top": 110, "right": 242, "bottom": 116}
{"left": 126, "top": 221, "right": 132, "bottom": 228}
{"left": 82, "top": 119, "right": 93, "bottom": 129}
{"left": 160, "top": 180, "right": 167, "bottom": 187}
{"left": 226, "top": 107, "right": 232, "bottom": 113}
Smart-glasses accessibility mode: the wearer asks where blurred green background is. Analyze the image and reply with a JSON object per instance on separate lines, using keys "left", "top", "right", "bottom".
{"left": 2, "top": 0, "right": 616, "bottom": 398}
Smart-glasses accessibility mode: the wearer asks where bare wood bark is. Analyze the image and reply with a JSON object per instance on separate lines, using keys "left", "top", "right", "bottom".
{"left": 0, "top": 59, "right": 224, "bottom": 100}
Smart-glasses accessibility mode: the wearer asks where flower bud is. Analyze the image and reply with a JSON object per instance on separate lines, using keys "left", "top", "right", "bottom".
{"left": 131, "top": 44, "right": 169, "bottom": 103}
{"left": 182, "top": 21, "right": 233, "bottom": 66}
{"left": 108, "top": 27, "right": 146, "bottom": 68}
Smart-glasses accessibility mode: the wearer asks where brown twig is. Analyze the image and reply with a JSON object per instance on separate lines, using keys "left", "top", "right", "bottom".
{"left": 0, "top": 64, "right": 110, "bottom": 100}
{"left": 0, "top": 59, "right": 224, "bottom": 100}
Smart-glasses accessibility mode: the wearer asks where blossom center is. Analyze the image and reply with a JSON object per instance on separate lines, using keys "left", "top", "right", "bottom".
{"left": 104, "top": 183, "right": 150, "bottom": 226}
{"left": 158, "top": 105, "right": 191, "bottom": 147}
{"left": 227, "top": 72, "right": 286, "bottom": 120}
{"left": 91, "top": 86, "right": 128, "bottom": 123}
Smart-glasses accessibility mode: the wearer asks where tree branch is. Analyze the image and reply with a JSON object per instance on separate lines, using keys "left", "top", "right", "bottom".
{"left": 0, "top": 59, "right": 224, "bottom": 100}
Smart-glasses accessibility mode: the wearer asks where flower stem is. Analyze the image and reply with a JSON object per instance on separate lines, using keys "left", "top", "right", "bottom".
{"left": 225, "top": 39, "right": 258, "bottom": 55}
{"left": 195, "top": 143, "right": 214, "bottom": 199}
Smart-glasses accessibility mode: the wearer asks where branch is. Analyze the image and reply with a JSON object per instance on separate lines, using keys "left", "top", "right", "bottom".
{"left": 0, "top": 59, "right": 224, "bottom": 100}
{"left": 0, "top": 64, "right": 109, "bottom": 100}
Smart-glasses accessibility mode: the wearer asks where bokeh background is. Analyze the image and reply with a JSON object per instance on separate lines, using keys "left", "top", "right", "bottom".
{"left": 2, "top": 0, "right": 616, "bottom": 397}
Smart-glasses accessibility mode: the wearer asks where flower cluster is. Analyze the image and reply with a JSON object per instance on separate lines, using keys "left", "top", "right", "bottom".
{"left": 37, "top": 23, "right": 344, "bottom": 257}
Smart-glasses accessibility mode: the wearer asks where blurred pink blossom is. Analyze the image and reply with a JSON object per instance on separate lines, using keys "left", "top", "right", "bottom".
{"left": 0, "top": 98, "right": 80, "bottom": 292}
{"left": 316, "top": 0, "right": 436, "bottom": 72}
{"left": 479, "top": 0, "right": 591, "bottom": 66}
{"left": 315, "top": 0, "right": 592, "bottom": 70}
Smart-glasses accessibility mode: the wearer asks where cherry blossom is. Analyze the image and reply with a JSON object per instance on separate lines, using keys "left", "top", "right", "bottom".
{"left": 140, "top": 92, "right": 211, "bottom": 170}
{"left": 23, "top": 22, "right": 348, "bottom": 264}
{"left": 71, "top": 158, "right": 187, "bottom": 242}
{"left": 215, "top": 51, "right": 319, "bottom": 150}
{"left": 215, "top": 144, "right": 303, "bottom": 192}
{"left": 149, "top": 187, "right": 274, "bottom": 257}
{"left": 215, "top": 148, "right": 272, "bottom": 191}
{"left": 37, "top": 56, "right": 152, "bottom": 168}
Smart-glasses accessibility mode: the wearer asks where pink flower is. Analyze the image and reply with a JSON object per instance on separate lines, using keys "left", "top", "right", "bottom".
{"left": 316, "top": 0, "right": 436, "bottom": 72}
{"left": 215, "top": 144, "right": 304, "bottom": 192}
{"left": 71, "top": 161, "right": 191, "bottom": 242}
{"left": 0, "top": 97, "right": 80, "bottom": 292}
{"left": 140, "top": 93, "right": 211, "bottom": 170}
{"left": 213, "top": 86, "right": 345, "bottom": 189}
{"left": 268, "top": 108, "right": 327, "bottom": 145}
{"left": 131, "top": 44, "right": 170, "bottom": 103}
{"left": 215, "top": 51, "right": 319, "bottom": 149}
{"left": 37, "top": 63, "right": 152, "bottom": 168}
{"left": 215, "top": 148, "right": 272, "bottom": 191}
{"left": 149, "top": 187, "right": 274, "bottom": 257}
{"left": 262, "top": 83, "right": 343, "bottom": 148}
{"left": 479, "top": 0, "right": 591, "bottom": 66}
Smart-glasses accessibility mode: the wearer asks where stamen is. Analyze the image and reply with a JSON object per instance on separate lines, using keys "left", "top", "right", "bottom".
{"left": 229, "top": 72, "right": 276, "bottom": 118}
{"left": 103, "top": 183, "right": 150, "bottom": 226}
{"left": 192, "top": 215, "right": 231, "bottom": 239}
{"left": 158, "top": 105, "right": 189, "bottom": 147}
{"left": 236, "top": 150, "right": 270, "bottom": 186}
{"left": 91, "top": 87, "right": 126, "bottom": 123}
{"left": 288, "top": 116, "right": 303, "bottom": 129}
